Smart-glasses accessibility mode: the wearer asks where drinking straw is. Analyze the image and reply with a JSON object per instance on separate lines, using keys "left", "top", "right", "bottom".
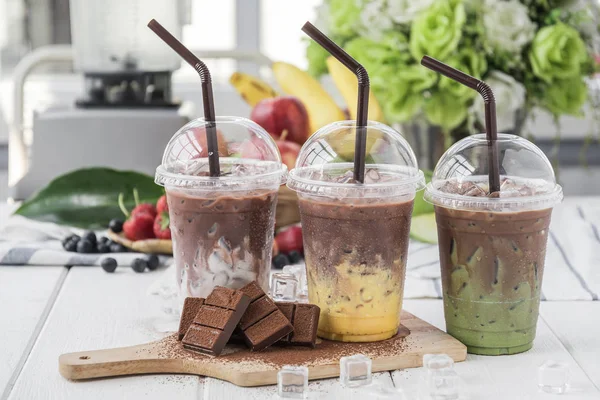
{"left": 301, "top": 22, "right": 369, "bottom": 183}
{"left": 421, "top": 56, "right": 501, "bottom": 193}
{"left": 148, "top": 19, "right": 220, "bottom": 177}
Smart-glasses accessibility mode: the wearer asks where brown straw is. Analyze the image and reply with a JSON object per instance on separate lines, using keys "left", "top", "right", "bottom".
{"left": 148, "top": 19, "right": 220, "bottom": 177}
{"left": 421, "top": 56, "right": 501, "bottom": 193}
{"left": 301, "top": 21, "right": 369, "bottom": 183}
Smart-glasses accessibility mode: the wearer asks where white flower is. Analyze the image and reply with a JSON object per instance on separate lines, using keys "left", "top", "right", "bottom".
{"left": 358, "top": 0, "right": 393, "bottom": 41}
{"left": 473, "top": 71, "right": 526, "bottom": 132}
{"left": 483, "top": 0, "right": 536, "bottom": 53}
{"left": 387, "top": 0, "right": 434, "bottom": 24}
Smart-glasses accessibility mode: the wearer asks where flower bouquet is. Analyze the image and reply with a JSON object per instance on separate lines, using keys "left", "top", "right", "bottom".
{"left": 307, "top": 0, "right": 599, "bottom": 142}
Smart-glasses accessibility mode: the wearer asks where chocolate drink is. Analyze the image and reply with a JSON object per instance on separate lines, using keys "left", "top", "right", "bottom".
{"left": 167, "top": 189, "right": 278, "bottom": 298}
{"left": 435, "top": 179, "right": 552, "bottom": 355}
{"left": 299, "top": 196, "right": 413, "bottom": 342}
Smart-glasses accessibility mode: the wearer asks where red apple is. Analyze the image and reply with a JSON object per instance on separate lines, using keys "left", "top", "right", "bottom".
{"left": 275, "top": 225, "right": 303, "bottom": 254}
{"left": 187, "top": 127, "right": 228, "bottom": 157}
{"left": 250, "top": 96, "right": 310, "bottom": 145}
{"left": 276, "top": 138, "right": 301, "bottom": 170}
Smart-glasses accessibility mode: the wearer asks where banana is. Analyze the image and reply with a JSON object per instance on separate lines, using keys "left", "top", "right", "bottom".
{"left": 272, "top": 62, "right": 346, "bottom": 134}
{"left": 326, "top": 56, "right": 385, "bottom": 123}
{"left": 229, "top": 72, "right": 278, "bottom": 106}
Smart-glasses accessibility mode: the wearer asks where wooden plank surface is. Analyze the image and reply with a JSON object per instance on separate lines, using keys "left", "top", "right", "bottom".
{"left": 540, "top": 302, "right": 600, "bottom": 392}
{"left": 7, "top": 266, "right": 203, "bottom": 400}
{"left": 400, "top": 300, "right": 600, "bottom": 400}
{"left": 0, "top": 266, "right": 66, "bottom": 399}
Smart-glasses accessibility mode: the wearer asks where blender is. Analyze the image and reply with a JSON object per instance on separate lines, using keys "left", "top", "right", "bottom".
{"left": 9, "top": 0, "right": 190, "bottom": 200}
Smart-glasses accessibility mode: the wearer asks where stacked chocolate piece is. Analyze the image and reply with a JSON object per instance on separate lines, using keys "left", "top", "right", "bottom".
{"left": 177, "top": 281, "right": 320, "bottom": 356}
{"left": 181, "top": 287, "right": 251, "bottom": 356}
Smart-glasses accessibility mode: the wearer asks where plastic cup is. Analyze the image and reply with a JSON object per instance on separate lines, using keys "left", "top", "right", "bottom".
{"left": 425, "top": 134, "right": 563, "bottom": 355}
{"left": 287, "top": 121, "right": 425, "bottom": 342}
{"left": 155, "top": 116, "right": 286, "bottom": 298}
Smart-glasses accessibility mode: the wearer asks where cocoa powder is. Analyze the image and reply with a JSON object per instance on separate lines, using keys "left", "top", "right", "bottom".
{"left": 148, "top": 324, "right": 412, "bottom": 373}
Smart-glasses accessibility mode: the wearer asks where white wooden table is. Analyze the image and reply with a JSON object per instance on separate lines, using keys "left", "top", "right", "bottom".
{"left": 1, "top": 199, "right": 600, "bottom": 400}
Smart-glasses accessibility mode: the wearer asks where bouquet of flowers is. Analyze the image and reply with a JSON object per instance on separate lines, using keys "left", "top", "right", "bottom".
{"left": 307, "top": 0, "right": 599, "bottom": 135}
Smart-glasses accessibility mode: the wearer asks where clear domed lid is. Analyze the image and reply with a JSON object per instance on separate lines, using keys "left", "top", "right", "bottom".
{"left": 287, "top": 121, "right": 424, "bottom": 199}
{"left": 156, "top": 116, "right": 286, "bottom": 191}
{"left": 425, "top": 133, "right": 563, "bottom": 211}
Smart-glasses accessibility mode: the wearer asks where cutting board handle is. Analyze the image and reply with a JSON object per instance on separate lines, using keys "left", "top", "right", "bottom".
{"left": 59, "top": 341, "right": 183, "bottom": 380}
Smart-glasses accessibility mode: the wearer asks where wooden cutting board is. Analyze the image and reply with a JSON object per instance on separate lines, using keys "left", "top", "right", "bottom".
{"left": 59, "top": 311, "right": 466, "bottom": 387}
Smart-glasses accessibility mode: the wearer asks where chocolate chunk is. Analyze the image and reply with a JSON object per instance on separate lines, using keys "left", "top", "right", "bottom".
{"left": 193, "top": 305, "right": 234, "bottom": 330}
{"left": 205, "top": 286, "right": 248, "bottom": 310}
{"left": 182, "top": 287, "right": 250, "bottom": 356}
{"left": 238, "top": 281, "right": 293, "bottom": 351}
{"left": 178, "top": 297, "right": 205, "bottom": 341}
{"left": 276, "top": 303, "right": 295, "bottom": 342}
{"left": 239, "top": 295, "right": 278, "bottom": 330}
{"left": 243, "top": 311, "right": 294, "bottom": 351}
{"left": 276, "top": 302, "right": 320, "bottom": 347}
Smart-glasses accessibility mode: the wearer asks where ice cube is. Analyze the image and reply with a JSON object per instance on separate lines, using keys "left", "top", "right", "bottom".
{"left": 207, "top": 237, "right": 233, "bottom": 274}
{"left": 271, "top": 273, "right": 298, "bottom": 302}
{"left": 463, "top": 184, "right": 486, "bottom": 197}
{"left": 277, "top": 365, "right": 308, "bottom": 398}
{"left": 423, "top": 354, "right": 454, "bottom": 372}
{"left": 340, "top": 354, "right": 372, "bottom": 388}
{"left": 423, "top": 354, "right": 460, "bottom": 400}
{"left": 283, "top": 265, "right": 308, "bottom": 297}
{"left": 336, "top": 170, "right": 356, "bottom": 184}
{"left": 364, "top": 169, "right": 381, "bottom": 184}
{"left": 439, "top": 181, "right": 462, "bottom": 194}
{"left": 360, "top": 383, "right": 408, "bottom": 400}
{"left": 426, "top": 369, "right": 460, "bottom": 400}
{"left": 538, "top": 360, "right": 570, "bottom": 394}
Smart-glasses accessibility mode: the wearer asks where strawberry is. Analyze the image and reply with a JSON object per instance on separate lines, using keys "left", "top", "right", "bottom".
{"left": 131, "top": 203, "right": 157, "bottom": 218}
{"left": 123, "top": 212, "right": 155, "bottom": 241}
{"left": 153, "top": 211, "right": 171, "bottom": 239}
{"left": 156, "top": 195, "right": 168, "bottom": 214}
{"left": 275, "top": 225, "right": 303, "bottom": 254}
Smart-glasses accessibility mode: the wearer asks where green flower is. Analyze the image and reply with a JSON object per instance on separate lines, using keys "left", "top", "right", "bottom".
{"left": 543, "top": 77, "right": 588, "bottom": 116}
{"left": 371, "top": 65, "right": 437, "bottom": 123}
{"left": 409, "top": 0, "right": 466, "bottom": 61}
{"left": 344, "top": 31, "right": 411, "bottom": 74}
{"left": 529, "top": 23, "right": 589, "bottom": 83}
{"left": 306, "top": 40, "right": 330, "bottom": 77}
{"left": 424, "top": 91, "right": 469, "bottom": 130}
{"left": 439, "top": 49, "right": 487, "bottom": 101}
{"left": 329, "top": 0, "right": 361, "bottom": 38}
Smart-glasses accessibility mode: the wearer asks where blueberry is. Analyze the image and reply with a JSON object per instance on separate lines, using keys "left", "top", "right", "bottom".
{"left": 288, "top": 250, "right": 303, "bottom": 264}
{"left": 98, "top": 236, "right": 109, "bottom": 244}
{"left": 77, "top": 239, "right": 94, "bottom": 253}
{"left": 272, "top": 253, "right": 290, "bottom": 269}
{"left": 109, "top": 219, "right": 124, "bottom": 233}
{"left": 64, "top": 240, "right": 78, "bottom": 252}
{"left": 97, "top": 243, "right": 110, "bottom": 253}
{"left": 146, "top": 254, "right": 159, "bottom": 270}
{"left": 83, "top": 231, "right": 97, "bottom": 245}
{"left": 131, "top": 258, "right": 148, "bottom": 273}
{"left": 110, "top": 242, "right": 127, "bottom": 253}
{"left": 101, "top": 258, "right": 118, "bottom": 273}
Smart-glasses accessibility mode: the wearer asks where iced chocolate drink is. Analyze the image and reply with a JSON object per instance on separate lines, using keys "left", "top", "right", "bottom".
{"left": 425, "top": 134, "right": 563, "bottom": 355}
{"left": 168, "top": 189, "right": 277, "bottom": 298}
{"left": 300, "top": 194, "right": 413, "bottom": 342}
{"left": 288, "top": 121, "right": 424, "bottom": 342}
{"left": 435, "top": 178, "right": 551, "bottom": 355}
{"left": 155, "top": 116, "right": 287, "bottom": 300}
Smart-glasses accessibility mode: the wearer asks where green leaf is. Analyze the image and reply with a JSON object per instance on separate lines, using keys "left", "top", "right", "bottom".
{"left": 15, "top": 168, "right": 163, "bottom": 229}
{"left": 410, "top": 213, "right": 438, "bottom": 244}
